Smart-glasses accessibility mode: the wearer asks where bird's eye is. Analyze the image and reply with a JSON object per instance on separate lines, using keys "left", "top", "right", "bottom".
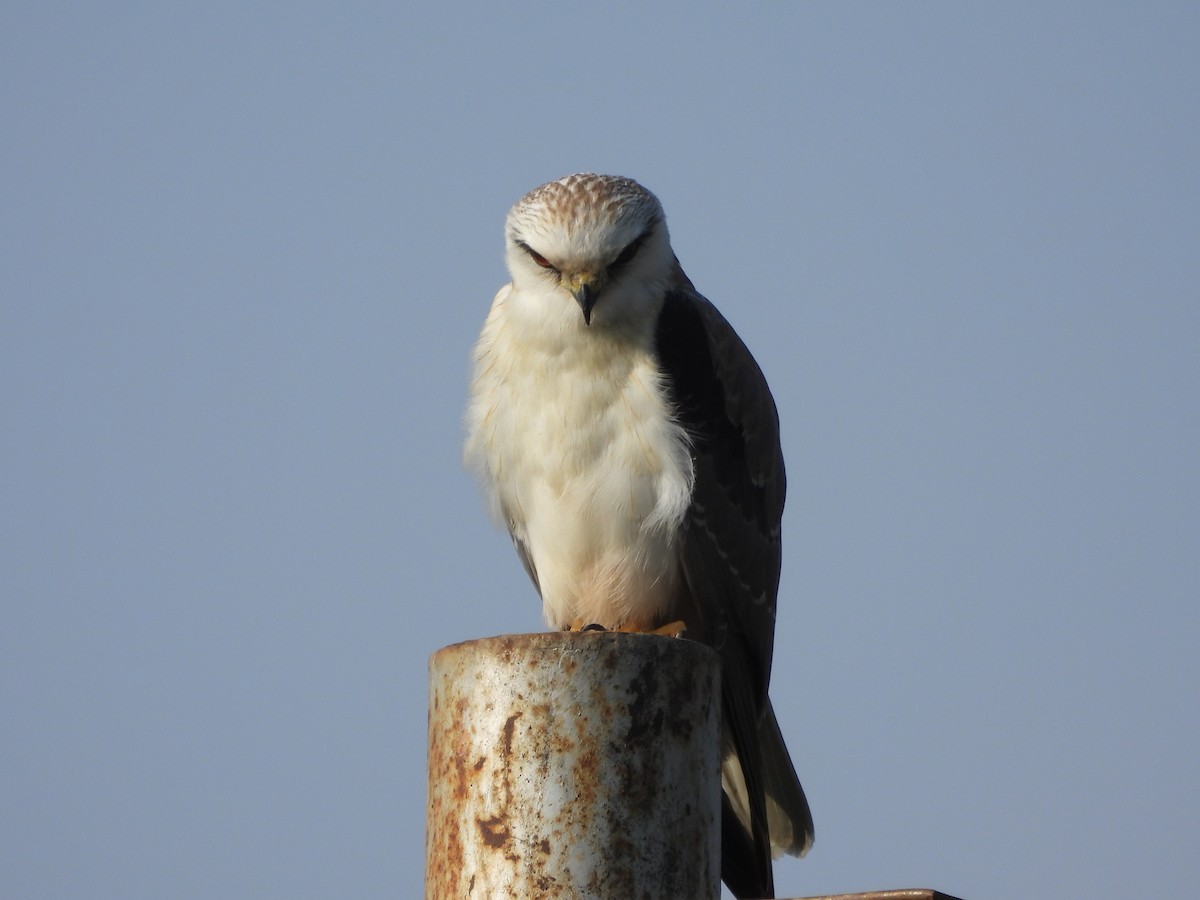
{"left": 519, "top": 242, "right": 557, "bottom": 271}
{"left": 612, "top": 234, "right": 646, "bottom": 268}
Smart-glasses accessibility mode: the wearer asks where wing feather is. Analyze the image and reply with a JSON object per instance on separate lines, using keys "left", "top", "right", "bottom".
{"left": 655, "top": 274, "right": 812, "bottom": 897}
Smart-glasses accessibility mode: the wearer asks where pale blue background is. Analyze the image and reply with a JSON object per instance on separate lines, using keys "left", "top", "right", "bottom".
{"left": 3, "top": 4, "right": 1197, "bottom": 898}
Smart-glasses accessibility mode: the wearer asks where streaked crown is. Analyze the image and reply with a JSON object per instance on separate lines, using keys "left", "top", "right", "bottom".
{"left": 506, "top": 173, "right": 664, "bottom": 267}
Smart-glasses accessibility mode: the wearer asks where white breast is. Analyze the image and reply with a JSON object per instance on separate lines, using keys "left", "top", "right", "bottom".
{"left": 465, "top": 283, "right": 695, "bottom": 629}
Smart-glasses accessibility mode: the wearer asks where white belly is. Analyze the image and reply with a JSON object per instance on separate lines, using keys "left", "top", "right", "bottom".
{"left": 465, "top": 290, "right": 694, "bottom": 629}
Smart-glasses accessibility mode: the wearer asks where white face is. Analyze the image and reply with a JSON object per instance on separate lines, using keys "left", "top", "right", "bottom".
{"left": 503, "top": 174, "right": 673, "bottom": 328}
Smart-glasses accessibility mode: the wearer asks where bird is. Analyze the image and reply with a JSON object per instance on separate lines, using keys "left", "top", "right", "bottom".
{"left": 464, "top": 173, "right": 813, "bottom": 898}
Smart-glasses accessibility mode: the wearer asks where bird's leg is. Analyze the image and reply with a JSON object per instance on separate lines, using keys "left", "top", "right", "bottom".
{"left": 622, "top": 619, "right": 687, "bottom": 638}
{"left": 564, "top": 617, "right": 603, "bottom": 632}
{"left": 563, "top": 618, "right": 687, "bottom": 638}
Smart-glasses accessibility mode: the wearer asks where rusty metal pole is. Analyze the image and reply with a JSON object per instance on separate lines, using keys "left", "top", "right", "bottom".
{"left": 426, "top": 631, "right": 722, "bottom": 899}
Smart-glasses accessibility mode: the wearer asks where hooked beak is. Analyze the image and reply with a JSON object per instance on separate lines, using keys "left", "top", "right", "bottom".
{"left": 565, "top": 272, "right": 601, "bottom": 325}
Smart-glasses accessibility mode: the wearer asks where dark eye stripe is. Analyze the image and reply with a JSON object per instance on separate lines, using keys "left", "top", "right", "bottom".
{"left": 612, "top": 232, "right": 647, "bottom": 268}
{"left": 518, "top": 242, "right": 556, "bottom": 270}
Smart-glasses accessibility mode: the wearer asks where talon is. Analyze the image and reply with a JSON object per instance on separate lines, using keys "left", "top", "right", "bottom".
{"left": 565, "top": 618, "right": 610, "bottom": 632}
{"left": 564, "top": 618, "right": 687, "bottom": 637}
{"left": 609, "top": 619, "right": 687, "bottom": 638}
{"left": 649, "top": 619, "right": 687, "bottom": 638}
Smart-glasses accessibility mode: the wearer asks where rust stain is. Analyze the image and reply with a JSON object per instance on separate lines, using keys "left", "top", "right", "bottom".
{"left": 501, "top": 711, "right": 521, "bottom": 754}
{"left": 476, "top": 813, "right": 510, "bottom": 849}
{"left": 426, "top": 633, "right": 721, "bottom": 898}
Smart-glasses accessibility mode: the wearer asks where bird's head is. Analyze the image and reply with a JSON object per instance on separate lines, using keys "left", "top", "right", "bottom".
{"left": 504, "top": 174, "right": 673, "bottom": 328}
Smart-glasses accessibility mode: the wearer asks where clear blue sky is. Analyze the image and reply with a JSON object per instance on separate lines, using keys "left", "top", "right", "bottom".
{"left": 2, "top": 4, "right": 1197, "bottom": 898}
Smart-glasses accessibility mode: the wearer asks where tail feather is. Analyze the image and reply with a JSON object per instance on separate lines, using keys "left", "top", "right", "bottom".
{"left": 760, "top": 700, "right": 814, "bottom": 858}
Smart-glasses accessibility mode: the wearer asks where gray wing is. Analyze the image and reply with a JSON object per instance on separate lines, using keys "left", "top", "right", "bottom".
{"left": 654, "top": 275, "right": 812, "bottom": 897}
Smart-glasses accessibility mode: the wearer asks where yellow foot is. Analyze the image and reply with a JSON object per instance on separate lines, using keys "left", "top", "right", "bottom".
{"left": 564, "top": 619, "right": 687, "bottom": 638}
{"left": 641, "top": 619, "right": 687, "bottom": 638}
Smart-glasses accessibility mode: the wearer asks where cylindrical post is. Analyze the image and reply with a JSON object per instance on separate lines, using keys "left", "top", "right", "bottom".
{"left": 425, "top": 631, "right": 721, "bottom": 899}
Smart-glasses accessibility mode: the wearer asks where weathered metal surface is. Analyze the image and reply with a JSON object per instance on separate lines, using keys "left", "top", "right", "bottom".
{"left": 425, "top": 631, "right": 721, "bottom": 899}
{"left": 789, "top": 891, "right": 965, "bottom": 900}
